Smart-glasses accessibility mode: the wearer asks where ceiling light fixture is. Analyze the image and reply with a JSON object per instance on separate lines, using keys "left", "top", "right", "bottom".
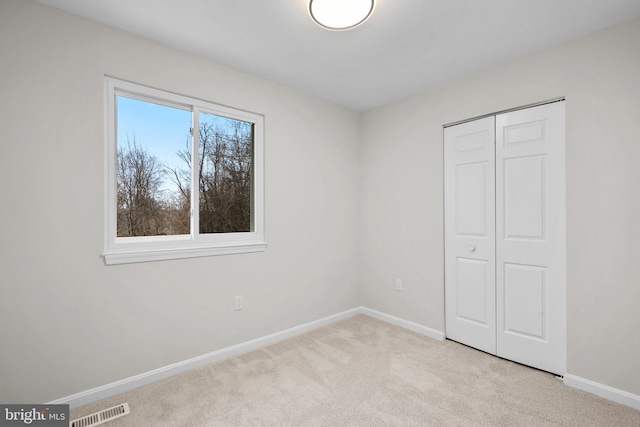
{"left": 309, "top": 0, "right": 375, "bottom": 31}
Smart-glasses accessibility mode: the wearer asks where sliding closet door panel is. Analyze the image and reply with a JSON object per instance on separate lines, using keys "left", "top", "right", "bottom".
{"left": 444, "top": 117, "right": 496, "bottom": 355}
{"left": 495, "top": 102, "right": 566, "bottom": 375}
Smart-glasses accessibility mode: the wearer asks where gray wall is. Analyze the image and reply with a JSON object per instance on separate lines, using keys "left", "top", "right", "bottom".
{"left": 0, "top": 0, "right": 360, "bottom": 403}
{"left": 361, "top": 18, "right": 640, "bottom": 395}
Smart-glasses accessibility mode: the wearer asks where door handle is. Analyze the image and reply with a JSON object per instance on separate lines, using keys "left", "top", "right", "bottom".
{"left": 468, "top": 245, "right": 476, "bottom": 252}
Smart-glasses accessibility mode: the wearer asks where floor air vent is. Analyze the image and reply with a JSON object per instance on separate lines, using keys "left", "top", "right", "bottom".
{"left": 69, "top": 403, "right": 130, "bottom": 427}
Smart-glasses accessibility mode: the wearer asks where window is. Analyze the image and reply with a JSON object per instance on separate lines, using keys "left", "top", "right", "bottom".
{"left": 103, "top": 77, "right": 265, "bottom": 264}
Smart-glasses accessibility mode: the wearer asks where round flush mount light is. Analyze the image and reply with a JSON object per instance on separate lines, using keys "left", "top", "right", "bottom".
{"left": 309, "top": 0, "right": 375, "bottom": 31}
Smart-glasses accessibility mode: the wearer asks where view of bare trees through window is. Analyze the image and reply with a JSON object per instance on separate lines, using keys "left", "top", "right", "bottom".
{"left": 117, "top": 137, "right": 190, "bottom": 237}
{"left": 116, "top": 96, "right": 253, "bottom": 238}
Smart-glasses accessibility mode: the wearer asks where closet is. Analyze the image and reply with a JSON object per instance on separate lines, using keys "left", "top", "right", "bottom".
{"left": 444, "top": 101, "right": 566, "bottom": 375}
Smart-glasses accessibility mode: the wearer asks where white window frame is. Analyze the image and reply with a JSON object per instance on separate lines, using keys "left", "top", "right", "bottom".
{"left": 103, "top": 77, "right": 266, "bottom": 265}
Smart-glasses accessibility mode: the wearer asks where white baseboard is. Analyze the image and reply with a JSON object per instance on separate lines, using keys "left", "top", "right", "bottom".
{"left": 564, "top": 373, "right": 640, "bottom": 411}
{"left": 49, "top": 307, "right": 361, "bottom": 409}
{"left": 54, "top": 306, "right": 640, "bottom": 413}
{"left": 360, "top": 307, "right": 445, "bottom": 341}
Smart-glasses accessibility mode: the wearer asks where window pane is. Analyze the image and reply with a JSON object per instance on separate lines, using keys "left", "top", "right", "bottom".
{"left": 116, "top": 96, "right": 192, "bottom": 237}
{"left": 198, "top": 112, "right": 254, "bottom": 234}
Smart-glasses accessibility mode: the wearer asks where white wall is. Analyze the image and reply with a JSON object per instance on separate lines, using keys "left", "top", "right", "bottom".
{"left": 0, "top": 0, "right": 360, "bottom": 403}
{"left": 361, "top": 18, "right": 640, "bottom": 395}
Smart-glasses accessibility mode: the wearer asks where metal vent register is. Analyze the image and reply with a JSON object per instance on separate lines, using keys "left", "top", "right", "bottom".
{"left": 69, "top": 403, "right": 130, "bottom": 427}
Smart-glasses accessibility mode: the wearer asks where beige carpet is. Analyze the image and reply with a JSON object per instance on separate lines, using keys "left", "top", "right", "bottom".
{"left": 70, "top": 315, "right": 640, "bottom": 426}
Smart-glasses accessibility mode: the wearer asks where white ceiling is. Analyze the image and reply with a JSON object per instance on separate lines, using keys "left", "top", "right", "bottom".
{"left": 37, "top": 0, "right": 640, "bottom": 111}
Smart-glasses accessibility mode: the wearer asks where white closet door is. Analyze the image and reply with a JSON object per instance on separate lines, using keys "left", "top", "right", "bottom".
{"left": 495, "top": 102, "right": 566, "bottom": 375}
{"left": 444, "top": 116, "right": 496, "bottom": 355}
{"left": 444, "top": 101, "right": 566, "bottom": 375}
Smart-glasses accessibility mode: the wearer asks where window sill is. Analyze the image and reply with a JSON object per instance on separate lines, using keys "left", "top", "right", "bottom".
{"left": 103, "top": 242, "right": 267, "bottom": 265}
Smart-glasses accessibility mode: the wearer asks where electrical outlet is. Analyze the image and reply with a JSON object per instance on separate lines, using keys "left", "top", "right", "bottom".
{"left": 395, "top": 279, "right": 402, "bottom": 291}
{"left": 235, "top": 295, "right": 243, "bottom": 310}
